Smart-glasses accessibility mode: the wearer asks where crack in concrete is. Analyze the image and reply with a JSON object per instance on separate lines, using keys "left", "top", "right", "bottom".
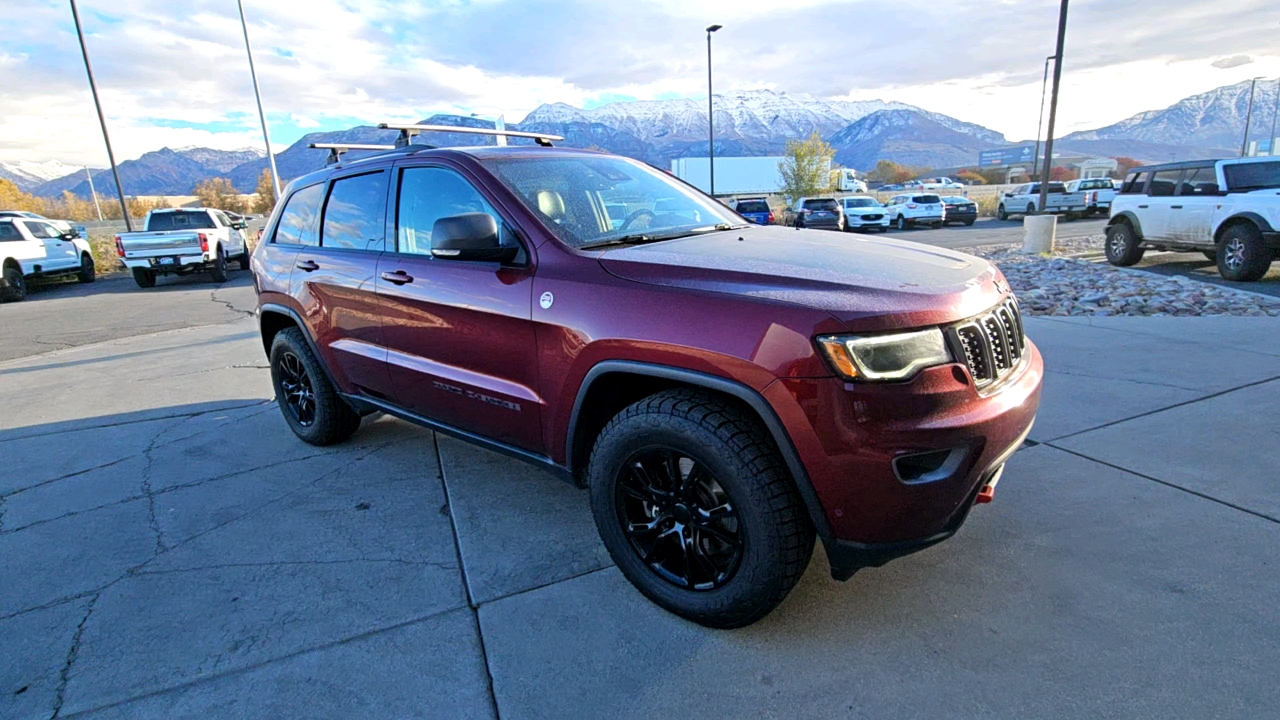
{"left": 208, "top": 287, "right": 255, "bottom": 319}
{"left": 49, "top": 593, "right": 99, "bottom": 720}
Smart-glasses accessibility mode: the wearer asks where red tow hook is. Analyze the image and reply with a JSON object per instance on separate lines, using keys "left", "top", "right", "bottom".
{"left": 975, "top": 464, "right": 1004, "bottom": 505}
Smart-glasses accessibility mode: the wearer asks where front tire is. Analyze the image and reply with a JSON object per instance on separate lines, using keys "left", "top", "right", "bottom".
{"left": 997, "top": 204, "right": 1008, "bottom": 221}
{"left": 1217, "top": 223, "right": 1271, "bottom": 282}
{"left": 132, "top": 267, "right": 156, "bottom": 288}
{"left": 1, "top": 264, "right": 26, "bottom": 302}
{"left": 77, "top": 253, "right": 96, "bottom": 284}
{"left": 269, "top": 327, "right": 362, "bottom": 446}
{"left": 1105, "top": 221, "right": 1145, "bottom": 266}
{"left": 588, "top": 389, "right": 814, "bottom": 629}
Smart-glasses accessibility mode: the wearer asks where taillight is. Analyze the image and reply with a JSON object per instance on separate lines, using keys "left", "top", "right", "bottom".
{"left": 767, "top": 211, "right": 775, "bottom": 224}
{"left": 198, "top": 233, "right": 209, "bottom": 252}
{"left": 114, "top": 235, "right": 124, "bottom": 257}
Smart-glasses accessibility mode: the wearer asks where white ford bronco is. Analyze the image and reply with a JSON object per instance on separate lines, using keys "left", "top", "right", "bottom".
{"left": 1105, "top": 157, "right": 1280, "bottom": 282}
{"left": 116, "top": 208, "right": 250, "bottom": 288}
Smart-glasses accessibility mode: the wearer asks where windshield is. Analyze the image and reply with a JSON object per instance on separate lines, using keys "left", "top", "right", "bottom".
{"left": 734, "top": 200, "right": 770, "bottom": 213}
{"left": 1224, "top": 161, "right": 1280, "bottom": 192}
{"left": 147, "top": 211, "right": 216, "bottom": 231}
{"left": 843, "top": 198, "right": 877, "bottom": 208}
{"left": 480, "top": 155, "right": 740, "bottom": 248}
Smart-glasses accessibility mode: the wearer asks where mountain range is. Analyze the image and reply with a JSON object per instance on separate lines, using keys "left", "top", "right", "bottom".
{"left": 20, "top": 79, "right": 1276, "bottom": 198}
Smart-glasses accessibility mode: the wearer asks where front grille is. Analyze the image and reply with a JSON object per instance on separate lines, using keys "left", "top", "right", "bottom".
{"left": 862, "top": 214, "right": 884, "bottom": 220}
{"left": 951, "top": 299, "right": 1025, "bottom": 387}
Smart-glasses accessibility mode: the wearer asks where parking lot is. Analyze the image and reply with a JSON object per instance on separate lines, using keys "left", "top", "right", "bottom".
{"left": 3, "top": 262, "right": 1279, "bottom": 718}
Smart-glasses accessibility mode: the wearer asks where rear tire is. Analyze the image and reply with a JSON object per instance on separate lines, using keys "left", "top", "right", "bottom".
{"left": 209, "top": 246, "right": 228, "bottom": 283}
{"left": 1105, "top": 221, "right": 1145, "bottom": 267}
{"left": 1, "top": 264, "right": 26, "bottom": 302}
{"left": 1216, "top": 223, "right": 1271, "bottom": 282}
{"left": 588, "top": 389, "right": 815, "bottom": 629}
{"left": 238, "top": 247, "right": 251, "bottom": 271}
{"left": 77, "top": 253, "right": 96, "bottom": 284}
{"left": 132, "top": 267, "right": 156, "bottom": 288}
{"left": 269, "top": 327, "right": 362, "bottom": 446}
{"left": 1026, "top": 203, "right": 1037, "bottom": 217}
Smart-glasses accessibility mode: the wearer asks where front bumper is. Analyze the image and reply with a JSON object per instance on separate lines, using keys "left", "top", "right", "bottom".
{"left": 763, "top": 339, "right": 1043, "bottom": 579}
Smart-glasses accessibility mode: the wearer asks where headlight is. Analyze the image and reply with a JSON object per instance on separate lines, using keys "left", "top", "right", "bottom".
{"left": 817, "top": 328, "right": 953, "bottom": 381}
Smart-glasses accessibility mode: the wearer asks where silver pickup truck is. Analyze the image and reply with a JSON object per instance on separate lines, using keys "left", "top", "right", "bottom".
{"left": 116, "top": 208, "right": 250, "bottom": 288}
{"left": 996, "top": 182, "right": 1089, "bottom": 220}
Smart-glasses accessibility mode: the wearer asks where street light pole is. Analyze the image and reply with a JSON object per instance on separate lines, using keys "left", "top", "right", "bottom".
{"left": 84, "top": 166, "right": 103, "bottom": 221}
{"left": 1036, "top": 0, "right": 1069, "bottom": 216}
{"left": 1031, "top": 55, "right": 1054, "bottom": 181}
{"left": 1241, "top": 77, "right": 1261, "bottom": 157}
{"left": 69, "top": 0, "right": 133, "bottom": 231}
{"left": 238, "top": 0, "right": 281, "bottom": 199}
{"left": 706, "top": 24, "right": 722, "bottom": 197}
{"left": 1269, "top": 77, "right": 1279, "bottom": 156}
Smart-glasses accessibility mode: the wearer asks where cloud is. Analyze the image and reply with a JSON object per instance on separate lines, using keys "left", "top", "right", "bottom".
{"left": 1212, "top": 54, "right": 1254, "bottom": 69}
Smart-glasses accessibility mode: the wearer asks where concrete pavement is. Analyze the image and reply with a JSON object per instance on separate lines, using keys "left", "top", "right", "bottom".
{"left": 1, "top": 283, "right": 1278, "bottom": 718}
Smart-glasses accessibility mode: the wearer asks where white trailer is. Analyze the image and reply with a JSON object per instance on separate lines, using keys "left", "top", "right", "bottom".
{"left": 671, "top": 156, "right": 794, "bottom": 196}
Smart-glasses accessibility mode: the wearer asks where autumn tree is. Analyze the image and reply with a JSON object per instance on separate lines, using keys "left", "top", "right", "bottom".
{"left": 866, "top": 160, "right": 920, "bottom": 184}
{"left": 778, "top": 132, "right": 835, "bottom": 205}
{"left": 252, "top": 169, "right": 277, "bottom": 214}
{"left": 1111, "top": 156, "right": 1140, "bottom": 178}
{"left": 955, "top": 169, "right": 986, "bottom": 185}
{"left": 194, "top": 177, "right": 247, "bottom": 213}
{"left": 0, "top": 179, "right": 47, "bottom": 214}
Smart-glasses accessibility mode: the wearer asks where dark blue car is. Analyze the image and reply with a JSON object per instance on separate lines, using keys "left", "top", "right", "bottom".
{"left": 731, "top": 197, "right": 774, "bottom": 225}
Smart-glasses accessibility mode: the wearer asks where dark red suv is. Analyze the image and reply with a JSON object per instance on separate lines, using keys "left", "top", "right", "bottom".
{"left": 252, "top": 136, "right": 1042, "bottom": 628}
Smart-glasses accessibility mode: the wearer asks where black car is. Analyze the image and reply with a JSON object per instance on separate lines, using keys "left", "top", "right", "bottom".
{"left": 794, "top": 197, "right": 842, "bottom": 230}
{"left": 941, "top": 196, "right": 978, "bottom": 226}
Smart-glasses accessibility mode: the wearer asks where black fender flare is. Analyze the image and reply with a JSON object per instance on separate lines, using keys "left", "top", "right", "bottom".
{"left": 1108, "top": 210, "right": 1144, "bottom": 238}
{"left": 1215, "top": 212, "right": 1273, "bottom": 241}
{"left": 258, "top": 302, "right": 345, "bottom": 397}
{"left": 566, "top": 360, "right": 837, "bottom": 557}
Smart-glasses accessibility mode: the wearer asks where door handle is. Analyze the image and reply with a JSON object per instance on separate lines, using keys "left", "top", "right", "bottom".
{"left": 296, "top": 259, "right": 319, "bottom": 272}
{"left": 1170, "top": 205, "right": 1183, "bottom": 209}
{"left": 1138, "top": 204, "right": 1149, "bottom": 208}
{"left": 381, "top": 270, "right": 414, "bottom": 285}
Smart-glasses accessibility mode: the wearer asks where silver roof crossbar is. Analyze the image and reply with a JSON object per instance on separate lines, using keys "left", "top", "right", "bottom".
{"left": 309, "top": 143, "right": 397, "bottom": 165}
{"left": 378, "top": 123, "right": 564, "bottom": 148}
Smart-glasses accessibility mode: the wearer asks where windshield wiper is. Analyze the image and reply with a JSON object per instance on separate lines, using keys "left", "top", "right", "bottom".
{"left": 578, "top": 223, "right": 748, "bottom": 250}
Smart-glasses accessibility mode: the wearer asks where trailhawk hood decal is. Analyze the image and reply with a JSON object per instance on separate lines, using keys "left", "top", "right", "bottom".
{"left": 596, "top": 226, "right": 1004, "bottom": 329}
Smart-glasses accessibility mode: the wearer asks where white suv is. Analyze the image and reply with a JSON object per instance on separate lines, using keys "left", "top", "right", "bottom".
{"left": 1106, "top": 157, "right": 1280, "bottom": 282}
{"left": 884, "top": 193, "right": 944, "bottom": 230}
{"left": 839, "top": 196, "right": 890, "bottom": 232}
{"left": 1, "top": 216, "right": 96, "bottom": 301}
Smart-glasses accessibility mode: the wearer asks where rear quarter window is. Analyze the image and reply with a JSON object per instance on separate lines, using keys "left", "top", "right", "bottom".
{"left": 0, "top": 221, "right": 22, "bottom": 241}
{"left": 273, "top": 183, "right": 325, "bottom": 246}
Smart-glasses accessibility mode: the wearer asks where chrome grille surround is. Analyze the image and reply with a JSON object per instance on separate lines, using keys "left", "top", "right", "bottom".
{"left": 947, "top": 298, "right": 1027, "bottom": 389}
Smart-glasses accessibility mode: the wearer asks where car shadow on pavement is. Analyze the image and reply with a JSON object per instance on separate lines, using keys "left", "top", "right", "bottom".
{"left": 18, "top": 269, "right": 255, "bottom": 300}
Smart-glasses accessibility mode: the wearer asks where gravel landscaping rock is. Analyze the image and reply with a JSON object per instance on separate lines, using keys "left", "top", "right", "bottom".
{"left": 964, "top": 235, "right": 1280, "bottom": 317}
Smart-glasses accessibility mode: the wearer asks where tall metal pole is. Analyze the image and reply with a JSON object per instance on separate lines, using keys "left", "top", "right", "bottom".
{"left": 706, "top": 24, "right": 721, "bottom": 197}
{"left": 69, "top": 0, "right": 133, "bottom": 231}
{"left": 84, "top": 166, "right": 103, "bottom": 221}
{"left": 1269, "top": 77, "right": 1280, "bottom": 156}
{"left": 238, "top": 0, "right": 281, "bottom": 198}
{"left": 1036, "top": 0, "right": 1069, "bottom": 216}
{"left": 1031, "top": 55, "right": 1054, "bottom": 181}
{"left": 1241, "top": 77, "right": 1259, "bottom": 157}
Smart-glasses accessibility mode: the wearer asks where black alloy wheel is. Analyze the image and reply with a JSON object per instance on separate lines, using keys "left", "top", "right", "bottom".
{"left": 209, "top": 246, "right": 228, "bottom": 283}
{"left": 1, "top": 265, "right": 26, "bottom": 302}
{"left": 276, "top": 350, "right": 316, "bottom": 427}
{"left": 616, "top": 448, "right": 743, "bottom": 591}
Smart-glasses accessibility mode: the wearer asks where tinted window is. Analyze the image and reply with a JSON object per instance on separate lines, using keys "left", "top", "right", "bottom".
{"left": 0, "top": 221, "right": 21, "bottom": 241}
{"left": 147, "top": 211, "right": 216, "bottom": 231}
{"left": 321, "top": 172, "right": 388, "bottom": 251}
{"left": 1179, "top": 166, "right": 1219, "bottom": 195}
{"left": 1121, "top": 171, "right": 1148, "bottom": 194}
{"left": 1149, "top": 170, "right": 1180, "bottom": 197}
{"left": 1223, "top": 161, "right": 1280, "bottom": 192}
{"left": 1078, "top": 179, "right": 1112, "bottom": 190}
{"left": 803, "top": 199, "right": 838, "bottom": 211}
{"left": 272, "top": 184, "right": 324, "bottom": 246}
{"left": 25, "top": 221, "right": 62, "bottom": 239}
{"left": 735, "top": 200, "right": 770, "bottom": 213}
{"left": 913, "top": 195, "right": 941, "bottom": 204}
{"left": 397, "top": 166, "right": 522, "bottom": 260}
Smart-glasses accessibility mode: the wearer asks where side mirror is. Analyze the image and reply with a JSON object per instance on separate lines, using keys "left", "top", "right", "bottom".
{"left": 1004, "top": 192, "right": 1013, "bottom": 198}
{"left": 60, "top": 231, "right": 78, "bottom": 241}
{"left": 232, "top": 221, "right": 247, "bottom": 230}
{"left": 431, "top": 213, "right": 517, "bottom": 263}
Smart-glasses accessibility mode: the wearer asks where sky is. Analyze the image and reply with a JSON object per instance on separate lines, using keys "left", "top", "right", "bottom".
{"left": 1, "top": 0, "right": 1278, "bottom": 167}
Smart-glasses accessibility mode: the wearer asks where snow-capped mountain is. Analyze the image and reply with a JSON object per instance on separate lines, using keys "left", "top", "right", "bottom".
{"left": 0, "top": 160, "right": 86, "bottom": 192}
{"left": 37, "top": 147, "right": 275, "bottom": 198}
{"left": 829, "top": 109, "right": 1004, "bottom": 171}
{"left": 173, "top": 146, "right": 265, "bottom": 173}
{"left": 1062, "top": 77, "right": 1277, "bottom": 154}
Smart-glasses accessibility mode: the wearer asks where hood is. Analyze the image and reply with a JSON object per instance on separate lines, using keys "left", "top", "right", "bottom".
{"left": 596, "top": 225, "right": 1006, "bottom": 331}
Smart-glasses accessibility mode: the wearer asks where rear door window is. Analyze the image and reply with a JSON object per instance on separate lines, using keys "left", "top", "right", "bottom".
{"left": 273, "top": 183, "right": 325, "bottom": 246}
{"left": 0, "top": 221, "right": 22, "bottom": 241}
{"left": 321, "top": 171, "right": 388, "bottom": 251}
{"left": 1149, "top": 170, "right": 1180, "bottom": 197}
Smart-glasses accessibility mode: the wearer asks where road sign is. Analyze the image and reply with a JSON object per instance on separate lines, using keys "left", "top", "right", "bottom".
{"left": 979, "top": 145, "right": 1036, "bottom": 167}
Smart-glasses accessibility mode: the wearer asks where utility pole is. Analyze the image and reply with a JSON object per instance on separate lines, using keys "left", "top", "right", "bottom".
{"left": 1037, "top": 0, "right": 1069, "bottom": 216}
{"left": 706, "top": 24, "right": 722, "bottom": 197}
{"left": 238, "top": 0, "right": 281, "bottom": 198}
{"left": 1241, "top": 77, "right": 1260, "bottom": 158}
{"left": 1031, "top": 55, "right": 1054, "bottom": 181}
{"left": 69, "top": 0, "right": 133, "bottom": 231}
{"left": 84, "top": 166, "right": 103, "bottom": 221}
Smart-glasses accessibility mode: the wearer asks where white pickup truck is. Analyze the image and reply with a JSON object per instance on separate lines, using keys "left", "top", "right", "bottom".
{"left": 905, "top": 177, "right": 964, "bottom": 191}
{"left": 1, "top": 216, "right": 96, "bottom": 302}
{"left": 996, "top": 182, "right": 1089, "bottom": 220}
{"left": 116, "top": 208, "right": 250, "bottom": 288}
{"left": 1106, "top": 157, "right": 1280, "bottom": 282}
{"left": 1065, "top": 177, "right": 1117, "bottom": 217}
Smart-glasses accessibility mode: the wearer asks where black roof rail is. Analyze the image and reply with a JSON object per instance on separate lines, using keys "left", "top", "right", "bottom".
{"left": 378, "top": 123, "right": 564, "bottom": 148}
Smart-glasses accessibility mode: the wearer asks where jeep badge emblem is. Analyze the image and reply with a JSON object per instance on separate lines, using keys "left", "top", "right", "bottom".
{"left": 540, "top": 291, "right": 554, "bottom": 309}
